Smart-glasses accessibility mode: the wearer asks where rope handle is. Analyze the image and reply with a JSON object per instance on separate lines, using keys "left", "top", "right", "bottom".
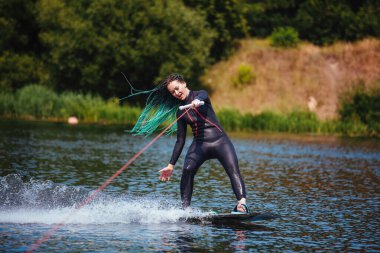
{"left": 179, "top": 101, "right": 204, "bottom": 110}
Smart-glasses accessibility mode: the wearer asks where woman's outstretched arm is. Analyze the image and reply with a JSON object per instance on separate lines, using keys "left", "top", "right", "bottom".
{"left": 159, "top": 115, "right": 187, "bottom": 181}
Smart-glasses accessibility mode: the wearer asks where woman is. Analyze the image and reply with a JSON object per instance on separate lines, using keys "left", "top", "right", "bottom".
{"left": 130, "top": 74, "right": 249, "bottom": 213}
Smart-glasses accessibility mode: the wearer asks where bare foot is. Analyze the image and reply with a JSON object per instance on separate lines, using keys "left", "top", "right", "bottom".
{"left": 236, "top": 203, "right": 249, "bottom": 213}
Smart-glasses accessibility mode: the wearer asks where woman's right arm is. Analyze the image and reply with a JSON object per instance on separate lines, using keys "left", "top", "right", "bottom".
{"left": 159, "top": 116, "right": 187, "bottom": 181}
{"left": 169, "top": 116, "right": 187, "bottom": 166}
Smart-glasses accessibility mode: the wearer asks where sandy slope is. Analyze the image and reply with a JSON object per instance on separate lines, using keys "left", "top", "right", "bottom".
{"left": 202, "top": 39, "right": 380, "bottom": 119}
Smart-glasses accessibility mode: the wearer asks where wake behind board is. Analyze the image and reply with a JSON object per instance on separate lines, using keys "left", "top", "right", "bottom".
{"left": 185, "top": 212, "right": 280, "bottom": 224}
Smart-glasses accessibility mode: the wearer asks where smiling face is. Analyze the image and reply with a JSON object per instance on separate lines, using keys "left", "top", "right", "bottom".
{"left": 167, "top": 80, "right": 189, "bottom": 100}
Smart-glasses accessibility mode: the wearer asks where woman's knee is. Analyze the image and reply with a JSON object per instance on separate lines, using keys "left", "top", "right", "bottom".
{"left": 182, "top": 158, "right": 198, "bottom": 175}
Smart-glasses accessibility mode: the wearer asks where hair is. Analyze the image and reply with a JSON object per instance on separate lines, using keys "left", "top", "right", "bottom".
{"left": 127, "top": 73, "right": 186, "bottom": 136}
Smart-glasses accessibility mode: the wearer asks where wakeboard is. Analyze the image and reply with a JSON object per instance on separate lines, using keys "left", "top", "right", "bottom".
{"left": 185, "top": 212, "right": 280, "bottom": 224}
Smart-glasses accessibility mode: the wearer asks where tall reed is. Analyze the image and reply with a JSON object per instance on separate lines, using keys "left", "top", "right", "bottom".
{"left": 217, "top": 108, "right": 320, "bottom": 133}
{"left": 0, "top": 85, "right": 141, "bottom": 125}
{"left": 0, "top": 84, "right": 378, "bottom": 136}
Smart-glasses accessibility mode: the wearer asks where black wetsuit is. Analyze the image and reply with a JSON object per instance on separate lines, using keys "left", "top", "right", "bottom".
{"left": 169, "top": 90, "right": 247, "bottom": 208}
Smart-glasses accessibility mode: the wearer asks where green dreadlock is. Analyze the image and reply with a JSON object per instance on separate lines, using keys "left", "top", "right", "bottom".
{"left": 126, "top": 74, "right": 185, "bottom": 136}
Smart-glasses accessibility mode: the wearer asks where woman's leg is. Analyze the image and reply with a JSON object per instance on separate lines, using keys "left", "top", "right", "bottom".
{"left": 215, "top": 138, "right": 247, "bottom": 204}
{"left": 180, "top": 142, "right": 204, "bottom": 208}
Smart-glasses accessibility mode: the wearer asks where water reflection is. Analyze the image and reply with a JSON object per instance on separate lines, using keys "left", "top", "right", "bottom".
{"left": 0, "top": 119, "right": 379, "bottom": 252}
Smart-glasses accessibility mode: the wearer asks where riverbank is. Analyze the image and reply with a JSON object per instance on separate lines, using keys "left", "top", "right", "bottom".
{"left": 0, "top": 99, "right": 374, "bottom": 138}
{"left": 1, "top": 38, "right": 379, "bottom": 137}
{"left": 1, "top": 84, "right": 378, "bottom": 137}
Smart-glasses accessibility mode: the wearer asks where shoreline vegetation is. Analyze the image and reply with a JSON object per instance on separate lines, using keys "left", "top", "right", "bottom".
{"left": 2, "top": 1, "right": 379, "bottom": 137}
{"left": 0, "top": 84, "right": 378, "bottom": 137}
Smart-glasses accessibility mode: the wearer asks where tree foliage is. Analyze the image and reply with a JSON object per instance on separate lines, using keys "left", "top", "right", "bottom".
{"left": 183, "top": 0, "right": 250, "bottom": 59}
{"left": 0, "top": 0, "right": 379, "bottom": 97}
{"left": 270, "top": 26, "right": 300, "bottom": 48}
{"left": 246, "top": 0, "right": 380, "bottom": 45}
{"left": 37, "top": 0, "right": 215, "bottom": 97}
{"left": 294, "top": 0, "right": 378, "bottom": 45}
{"left": 339, "top": 81, "right": 380, "bottom": 134}
{"left": 0, "top": 0, "right": 45, "bottom": 92}
{"left": 0, "top": 52, "right": 48, "bottom": 92}
{"left": 0, "top": 0, "right": 40, "bottom": 52}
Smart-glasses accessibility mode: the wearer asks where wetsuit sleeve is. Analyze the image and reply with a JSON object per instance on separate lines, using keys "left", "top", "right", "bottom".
{"left": 194, "top": 90, "right": 209, "bottom": 102}
{"left": 169, "top": 115, "right": 187, "bottom": 165}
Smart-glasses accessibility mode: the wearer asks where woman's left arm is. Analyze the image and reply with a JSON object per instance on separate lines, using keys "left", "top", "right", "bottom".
{"left": 192, "top": 90, "right": 209, "bottom": 108}
{"left": 194, "top": 90, "right": 209, "bottom": 102}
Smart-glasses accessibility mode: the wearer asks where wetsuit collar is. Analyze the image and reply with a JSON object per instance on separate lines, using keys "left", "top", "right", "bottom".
{"left": 184, "top": 90, "right": 193, "bottom": 104}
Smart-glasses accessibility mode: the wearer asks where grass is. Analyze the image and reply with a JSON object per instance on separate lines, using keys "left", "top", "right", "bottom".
{"left": 0, "top": 83, "right": 378, "bottom": 137}
{"left": 216, "top": 106, "right": 378, "bottom": 137}
{"left": 0, "top": 85, "right": 141, "bottom": 125}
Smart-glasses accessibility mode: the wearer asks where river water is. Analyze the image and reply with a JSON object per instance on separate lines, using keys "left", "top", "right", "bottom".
{"left": 0, "top": 119, "right": 379, "bottom": 252}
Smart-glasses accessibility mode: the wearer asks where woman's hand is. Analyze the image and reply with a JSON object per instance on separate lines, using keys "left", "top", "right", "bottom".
{"left": 159, "top": 164, "right": 174, "bottom": 181}
{"left": 192, "top": 99, "right": 202, "bottom": 108}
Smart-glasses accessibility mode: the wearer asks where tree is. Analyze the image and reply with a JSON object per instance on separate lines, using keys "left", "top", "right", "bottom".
{"left": 0, "top": 0, "right": 45, "bottom": 92}
{"left": 245, "top": 0, "right": 380, "bottom": 45}
{"left": 183, "top": 0, "right": 250, "bottom": 59}
{"left": 37, "top": 0, "right": 215, "bottom": 97}
{"left": 295, "top": 0, "right": 380, "bottom": 45}
{"left": 0, "top": 0, "right": 40, "bottom": 53}
{"left": 244, "top": 0, "right": 303, "bottom": 37}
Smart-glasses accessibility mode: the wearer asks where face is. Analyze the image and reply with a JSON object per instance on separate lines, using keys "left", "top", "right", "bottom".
{"left": 167, "top": 80, "right": 188, "bottom": 100}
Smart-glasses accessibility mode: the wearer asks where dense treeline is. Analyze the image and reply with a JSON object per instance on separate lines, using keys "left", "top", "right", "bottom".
{"left": 1, "top": 0, "right": 379, "bottom": 98}
{"left": 1, "top": 0, "right": 215, "bottom": 98}
{"left": 243, "top": 0, "right": 379, "bottom": 44}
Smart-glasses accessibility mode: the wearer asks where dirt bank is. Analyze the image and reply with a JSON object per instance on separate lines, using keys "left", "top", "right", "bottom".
{"left": 202, "top": 38, "right": 380, "bottom": 119}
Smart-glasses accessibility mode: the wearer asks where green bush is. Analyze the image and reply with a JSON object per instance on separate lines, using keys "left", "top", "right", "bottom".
{"left": 1, "top": 82, "right": 378, "bottom": 136}
{"left": 252, "top": 111, "right": 288, "bottom": 132}
{"left": 287, "top": 110, "right": 319, "bottom": 133}
{"left": 217, "top": 108, "right": 321, "bottom": 133}
{"left": 240, "top": 113, "right": 255, "bottom": 130}
{"left": 0, "top": 92, "right": 15, "bottom": 115}
{"left": 15, "top": 85, "right": 60, "bottom": 119}
{"left": 217, "top": 108, "right": 242, "bottom": 131}
{"left": 60, "top": 92, "right": 106, "bottom": 121}
{"left": 0, "top": 85, "right": 141, "bottom": 124}
{"left": 339, "top": 82, "right": 380, "bottom": 124}
{"left": 98, "top": 102, "right": 141, "bottom": 125}
{"left": 232, "top": 64, "right": 255, "bottom": 88}
{"left": 0, "top": 52, "right": 47, "bottom": 92}
{"left": 270, "top": 27, "right": 300, "bottom": 48}
{"left": 339, "top": 81, "right": 380, "bottom": 136}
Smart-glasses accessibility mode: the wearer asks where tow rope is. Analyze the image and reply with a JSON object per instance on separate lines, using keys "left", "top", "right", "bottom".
{"left": 27, "top": 107, "right": 191, "bottom": 252}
